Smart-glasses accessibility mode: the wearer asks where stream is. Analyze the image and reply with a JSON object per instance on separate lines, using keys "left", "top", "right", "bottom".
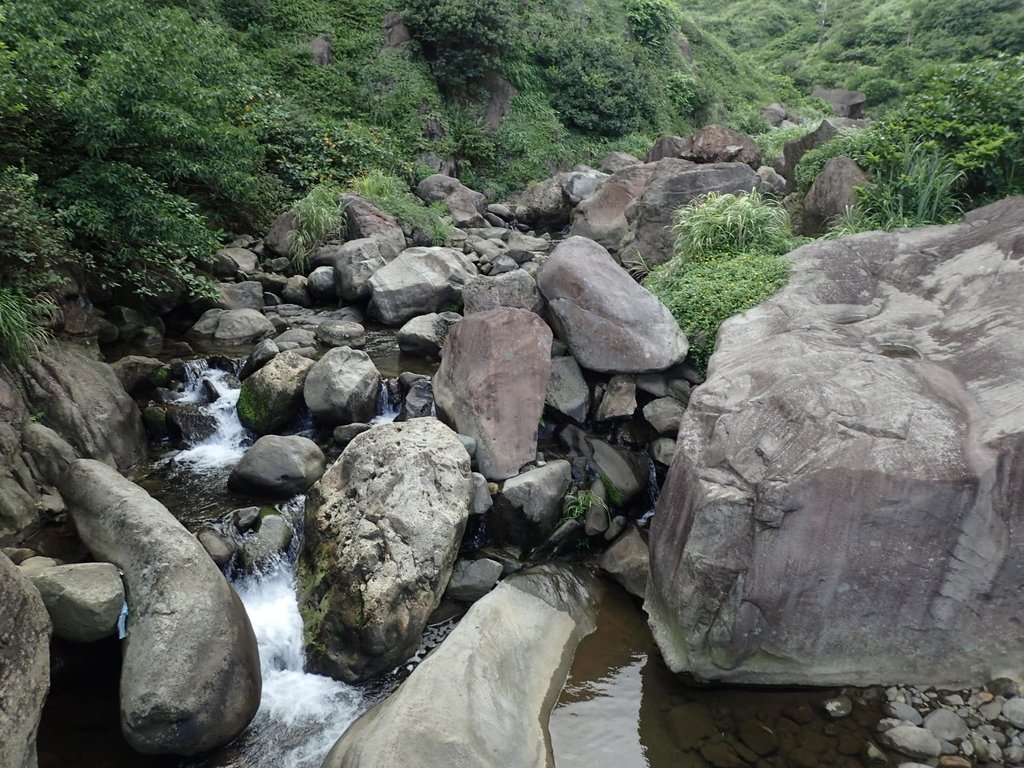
{"left": 37, "top": 339, "right": 892, "bottom": 768}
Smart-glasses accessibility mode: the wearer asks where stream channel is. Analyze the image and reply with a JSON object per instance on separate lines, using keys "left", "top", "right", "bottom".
{"left": 37, "top": 333, "right": 892, "bottom": 768}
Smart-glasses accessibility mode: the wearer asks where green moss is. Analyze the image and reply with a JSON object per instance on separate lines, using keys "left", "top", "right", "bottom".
{"left": 236, "top": 381, "right": 271, "bottom": 431}
{"left": 600, "top": 475, "right": 626, "bottom": 508}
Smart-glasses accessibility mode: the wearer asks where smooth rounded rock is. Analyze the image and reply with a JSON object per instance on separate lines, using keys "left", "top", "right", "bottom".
{"left": 236, "top": 351, "right": 314, "bottom": 435}
{"left": 228, "top": 435, "right": 325, "bottom": 498}
{"left": 29, "top": 562, "right": 124, "bottom": 643}
{"left": 303, "top": 346, "right": 381, "bottom": 426}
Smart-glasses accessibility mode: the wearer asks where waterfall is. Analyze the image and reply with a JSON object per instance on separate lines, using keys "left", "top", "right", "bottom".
{"left": 166, "top": 360, "right": 250, "bottom": 472}
{"left": 369, "top": 381, "right": 400, "bottom": 424}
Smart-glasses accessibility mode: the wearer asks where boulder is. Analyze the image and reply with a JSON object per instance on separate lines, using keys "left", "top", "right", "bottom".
{"left": 342, "top": 196, "right": 406, "bottom": 257}
{"left": 228, "top": 435, "right": 325, "bottom": 497}
{"left": 29, "top": 562, "right": 124, "bottom": 642}
{"left": 445, "top": 558, "right": 504, "bottom": 602}
{"left": 761, "top": 103, "right": 788, "bottom": 127}
{"left": 685, "top": 124, "right": 762, "bottom": 168}
{"left": 214, "top": 247, "right": 258, "bottom": 274}
{"left": 645, "top": 136, "right": 691, "bottom": 163}
{"left": 239, "top": 339, "right": 278, "bottom": 380}
{"left": 61, "top": 460, "right": 260, "bottom": 754}
{"left": 314, "top": 236, "right": 402, "bottom": 302}
{"left": 803, "top": 156, "right": 868, "bottom": 235}
{"left": 321, "top": 566, "right": 598, "bottom": 768}
{"left": 545, "top": 356, "right": 590, "bottom": 423}
{"left": 307, "top": 265, "right": 337, "bottom": 303}
{"left": 812, "top": 87, "right": 867, "bottom": 119}
{"left": 198, "top": 528, "right": 235, "bottom": 567}
{"left": 397, "top": 312, "right": 461, "bottom": 357}
{"left": 190, "top": 308, "right": 275, "bottom": 346}
{"left": 514, "top": 173, "right": 572, "bottom": 230}
{"left": 561, "top": 170, "right": 609, "bottom": 205}
{"left": 643, "top": 397, "right": 686, "bottom": 435}
{"left": 647, "top": 198, "right": 1024, "bottom": 687}
{"left": 570, "top": 163, "right": 654, "bottom": 253}
{"left": 595, "top": 374, "right": 637, "bottom": 420}
{"left": 303, "top": 346, "right": 381, "bottom": 426}
{"left": 416, "top": 174, "right": 487, "bottom": 228}
{"left": 620, "top": 159, "right": 760, "bottom": 266}
{"left": 315, "top": 320, "right": 366, "bottom": 348}
{"left": 600, "top": 526, "right": 649, "bottom": 599}
{"left": 368, "top": 247, "right": 476, "bottom": 325}
{"left": 599, "top": 151, "right": 642, "bottom": 173}
{"left": 18, "top": 342, "right": 146, "bottom": 470}
{"left": 489, "top": 461, "right": 572, "bottom": 547}
{"left": 214, "top": 281, "right": 264, "bottom": 311}
{"left": 111, "top": 355, "right": 166, "bottom": 394}
{"left": 461, "top": 271, "right": 545, "bottom": 316}
{"left": 0, "top": 553, "right": 51, "bottom": 768}
{"left": 433, "top": 308, "right": 552, "bottom": 480}
{"left": 782, "top": 118, "right": 865, "bottom": 191}
{"left": 281, "top": 275, "right": 312, "bottom": 307}
{"left": 236, "top": 351, "right": 314, "bottom": 435}
{"left": 537, "top": 237, "right": 688, "bottom": 373}
{"left": 238, "top": 511, "right": 294, "bottom": 570}
{"left": 263, "top": 211, "right": 300, "bottom": 258}
{"left": 561, "top": 425, "right": 646, "bottom": 506}
{"left": 298, "top": 419, "right": 471, "bottom": 682}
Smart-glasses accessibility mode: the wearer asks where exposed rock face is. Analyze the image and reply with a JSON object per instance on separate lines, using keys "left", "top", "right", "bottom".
{"left": 299, "top": 419, "right": 471, "bottom": 682}
{"left": 61, "top": 460, "right": 261, "bottom": 754}
{"left": 537, "top": 237, "right": 688, "bottom": 373}
{"left": 621, "top": 159, "right": 759, "bottom": 266}
{"left": 570, "top": 163, "right": 654, "bottom": 252}
{"left": 236, "top": 351, "right": 314, "bottom": 435}
{"left": 433, "top": 308, "right": 552, "bottom": 480}
{"left": 647, "top": 198, "right": 1024, "bottom": 688}
{"left": 416, "top": 174, "right": 487, "bottom": 228}
{"left": 685, "top": 124, "right": 762, "bottom": 168}
{"left": 29, "top": 562, "right": 124, "bottom": 642}
{"left": 18, "top": 342, "right": 146, "bottom": 470}
{"left": 0, "top": 553, "right": 51, "bottom": 768}
{"left": 321, "top": 566, "right": 598, "bottom": 768}
{"left": 515, "top": 173, "right": 572, "bottom": 230}
{"left": 303, "top": 346, "right": 381, "bottom": 426}
{"left": 228, "top": 435, "right": 326, "bottom": 497}
{"left": 368, "top": 247, "right": 476, "bottom": 325}
{"left": 461, "top": 271, "right": 545, "bottom": 316}
{"left": 803, "top": 156, "right": 868, "bottom": 235}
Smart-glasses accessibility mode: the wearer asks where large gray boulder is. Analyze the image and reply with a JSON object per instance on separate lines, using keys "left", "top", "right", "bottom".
{"left": 570, "top": 163, "right": 654, "bottom": 253}
{"left": 462, "top": 271, "right": 546, "bottom": 316}
{"left": 396, "top": 311, "right": 461, "bottom": 357}
{"left": 0, "top": 553, "right": 51, "bottom": 768}
{"left": 228, "top": 435, "right": 325, "bottom": 497}
{"left": 803, "top": 156, "right": 868, "bottom": 235}
{"left": 537, "top": 237, "right": 688, "bottom": 373}
{"left": 303, "top": 346, "right": 381, "bottom": 426}
{"left": 61, "top": 460, "right": 261, "bottom": 754}
{"left": 416, "top": 174, "right": 486, "bottom": 228}
{"left": 321, "top": 566, "right": 598, "bottom": 768}
{"left": 368, "top": 247, "right": 476, "bottom": 325}
{"left": 685, "top": 124, "right": 762, "bottom": 168}
{"left": 647, "top": 198, "right": 1024, "bottom": 688}
{"left": 17, "top": 342, "right": 146, "bottom": 470}
{"left": 489, "top": 461, "right": 572, "bottom": 547}
{"left": 298, "top": 419, "right": 471, "bottom": 682}
{"left": 29, "top": 562, "right": 124, "bottom": 642}
{"left": 433, "top": 308, "right": 552, "bottom": 481}
{"left": 545, "top": 356, "right": 590, "bottom": 423}
{"left": 514, "top": 173, "right": 572, "bottom": 230}
{"left": 190, "top": 308, "right": 275, "bottom": 346}
{"left": 620, "top": 159, "right": 759, "bottom": 266}
{"left": 236, "top": 351, "right": 314, "bottom": 435}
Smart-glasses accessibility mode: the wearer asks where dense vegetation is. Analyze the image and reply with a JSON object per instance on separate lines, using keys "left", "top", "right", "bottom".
{"left": 0, "top": 0, "right": 1022, "bottom": 363}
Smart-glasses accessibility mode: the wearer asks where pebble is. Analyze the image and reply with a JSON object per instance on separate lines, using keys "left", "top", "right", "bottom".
{"left": 923, "top": 709, "right": 969, "bottom": 743}
{"left": 1003, "top": 697, "right": 1024, "bottom": 728}
{"left": 879, "top": 725, "right": 942, "bottom": 758}
{"left": 885, "top": 701, "right": 924, "bottom": 725}
{"left": 823, "top": 695, "right": 854, "bottom": 719}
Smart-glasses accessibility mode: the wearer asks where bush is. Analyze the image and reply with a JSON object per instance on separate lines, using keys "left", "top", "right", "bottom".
{"left": 625, "top": 0, "right": 681, "bottom": 45}
{"left": 348, "top": 170, "right": 452, "bottom": 245}
{"left": 0, "top": 288, "right": 54, "bottom": 364}
{"left": 646, "top": 190, "right": 794, "bottom": 371}
{"left": 286, "top": 183, "right": 347, "bottom": 269}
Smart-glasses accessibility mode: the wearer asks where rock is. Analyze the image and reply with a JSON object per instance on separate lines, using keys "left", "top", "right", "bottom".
{"left": 0, "top": 553, "right": 51, "bottom": 768}
{"left": 685, "top": 124, "right": 762, "bottom": 168}
{"left": 600, "top": 526, "right": 649, "bottom": 598}
{"left": 433, "top": 308, "right": 552, "bottom": 480}
{"left": 166, "top": 404, "right": 218, "bottom": 443}
{"left": 595, "top": 374, "right": 637, "bottom": 420}
{"left": 812, "top": 87, "right": 867, "bottom": 119}
{"left": 545, "top": 356, "right": 590, "bottom": 423}
{"left": 19, "top": 556, "right": 61, "bottom": 575}
{"left": 923, "top": 709, "right": 969, "bottom": 743}
{"left": 212, "top": 281, "right": 264, "bottom": 311}
{"left": 190, "top": 308, "right": 275, "bottom": 346}
{"left": 561, "top": 425, "right": 646, "bottom": 506}
{"left": 320, "top": 567, "right": 598, "bottom": 768}
{"left": 239, "top": 339, "right": 279, "bottom": 380}
{"left": 462, "top": 271, "right": 545, "bottom": 316}
{"left": 17, "top": 342, "right": 146, "bottom": 470}
{"left": 303, "top": 346, "right": 381, "bottom": 426}
{"left": 274, "top": 327, "right": 317, "bottom": 347}
{"left": 228, "top": 435, "right": 325, "bottom": 497}
{"left": 237, "top": 351, "right": 314, "bottom": 435}
{"left": 645, "top": 136, "right": 691, "bottom": 162}
{"left": 803, "top": 156, "right": 868, "bottom": 235}
{"left": 599, "top": 151, "right": 641, "bottom": 173}
{"left": 332, "top": 423, "right": 371, "bottom": 448}
{"left": 61, "top": 460, "right": 260, "bottom": 754}
{"left": 880, "top": 726, "right": 942, "bottom": 759}
{"left": 445, "top": 558, "right": 504, "bottom": 602}
{"left": 198, "top": 528, "right": 235, "bottom": 567}
{"left": 29, "top": 562, "right": 124, "bottom": 642}
{"left": 987, "top": 677, "right": 1019, "bottom": 697}
{"left": 397, "top": 312, "right": 461, "bottom": 357}
{"left": 263, "top": 210, "right": 300, "bottom": 258}
{"left": 1002, "top": 697, "right": 1024, "bottom": 728}
{"left": 762, "top": 103, "right": 788, "bottom": 127}
{"left": 739, "top": 719, "right": 779, "bottom": 755}
{"left": 620, "top": 159, "right": 760, "bottom": 266}
{"left": 570, "top": 163, "right": 654, "bottom": 253}
{"left": 416, "top": 174, "right": 486, "bottom": 228}
{"left": 239, "top": 512, "right": 293, "bottom": 570}
{"left": 643, "top": 397, "right": 686, "bottom": 435}
{"left": 487, "top": 254, "right": 518, "bottom": 275}
{"left": 281, "top": 275, "right": 312, "bottom": 307}
{"left": 307, "top": 265, "right": 337, "bottom": 303}
{"left": 215, "top": 247, "right": 258, "bottom": 274}
{"left": 757, "top": 165, "right": 788, "bottom": 196}
{"left": 514, "top": 173, "right": 572, "bottom": 230}
{"left": 537, "top": 236, "right": 688, "bottom": 373}
{"left": 487, "top": 202, "right": 514, "bottom": 220}
{"left": 315, "top": 229, "right": 404, "bottom": 302}
{"left": 233, "top": 506, "right": 260, "bottom": 532}
{"left": 489, "top": 461, "right": 572, "bottom": 547}
{"left": 382, "top": 10, "right": 410, "bottom": 46}
{"left": 561, "top": 170, "right": 609, "bottom": 205}
{"left": 470, "top": 473, "right": 493, "bottom": 516}
{"left": 646, "top": 197, "right": 1024, "bottom": 687}
{"left": 111, "top": 355, "right": 166, "bottom": 394}
{"left": 298, "top": 419, "right": 471, "bottom": 682}
{"left": 398, "top": 378, "right": 434, "bottom": 420}
{"left": 782, "top": 118, "right": 865, "bottom": 190}
{"left": 823, "top": 695, "right": 854, "bottom": 718}
{"left": 315, "top": 320, "right": 367, "bottom": 348}
{"left": 885, "top": 701, "right": 924, "bottom": 725}
{"left": 650, "top": 437, "right": 676, "bottom": 466}
{"left": 368, "top": 247, "right": 476, "bottom": 325}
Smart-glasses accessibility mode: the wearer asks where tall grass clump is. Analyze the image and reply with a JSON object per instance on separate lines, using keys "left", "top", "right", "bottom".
{"left": 0, "top": 289, "right": 54, "bottom": 364}
{"left": 286, "top": 183, "right": 347, "bottom": 269}
{"left": 646, "top": 190, "right": 794, "bottom": 372}
{"left": 349, "top": 170, "right": 453, "bottom": 246}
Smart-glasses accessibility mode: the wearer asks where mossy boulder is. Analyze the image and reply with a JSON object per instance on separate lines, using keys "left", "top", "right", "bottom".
{"left": 236, "top": 351, "right": 314, "bottom": 435}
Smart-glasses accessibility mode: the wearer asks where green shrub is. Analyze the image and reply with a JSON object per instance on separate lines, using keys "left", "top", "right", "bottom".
{"left": 625, "top": 0, "right": 681, "bottom": 45}
{"left": 647, "top": 190, "right": 794, "bottom": 371}
{"left": 755, "top": 121, "right": 819, "bottom": 164}
{"left": 0, "top": 288, "right": 54, "bottom": 364}
{"left": 348, "top": 170, "right": 452, "bottom": 245}
{"left": 286, "top": 182, "right": 347, "bottom": 269}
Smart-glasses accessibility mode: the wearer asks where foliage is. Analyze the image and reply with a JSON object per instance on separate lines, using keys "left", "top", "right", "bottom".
{"left": 0, "top": 288, "right": 54, "bottom": 364}
{"left": 348, "top": 171, "right": 453, "bottom": 245}
{"left": 625, "top": 0, "right": 681, "bottom": 45}
{"left": 286, "top": 183, "right": 347, "bottom": 269}
{"left": 647, "top": 191, "right": 794, "bottom": 371}
{"left": 562, "top": 489, "right": 609, "bottom": 524}
{"left": 755, "top": 122, "right": 819, "bottom": 164}
{"left": 0, "top": 169, "right": 66, "bottom": 291}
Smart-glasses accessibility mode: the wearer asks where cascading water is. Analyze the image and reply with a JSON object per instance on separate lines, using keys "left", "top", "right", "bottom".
{"left": 369, "top": 381, "right": 400, "bottom": 424}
